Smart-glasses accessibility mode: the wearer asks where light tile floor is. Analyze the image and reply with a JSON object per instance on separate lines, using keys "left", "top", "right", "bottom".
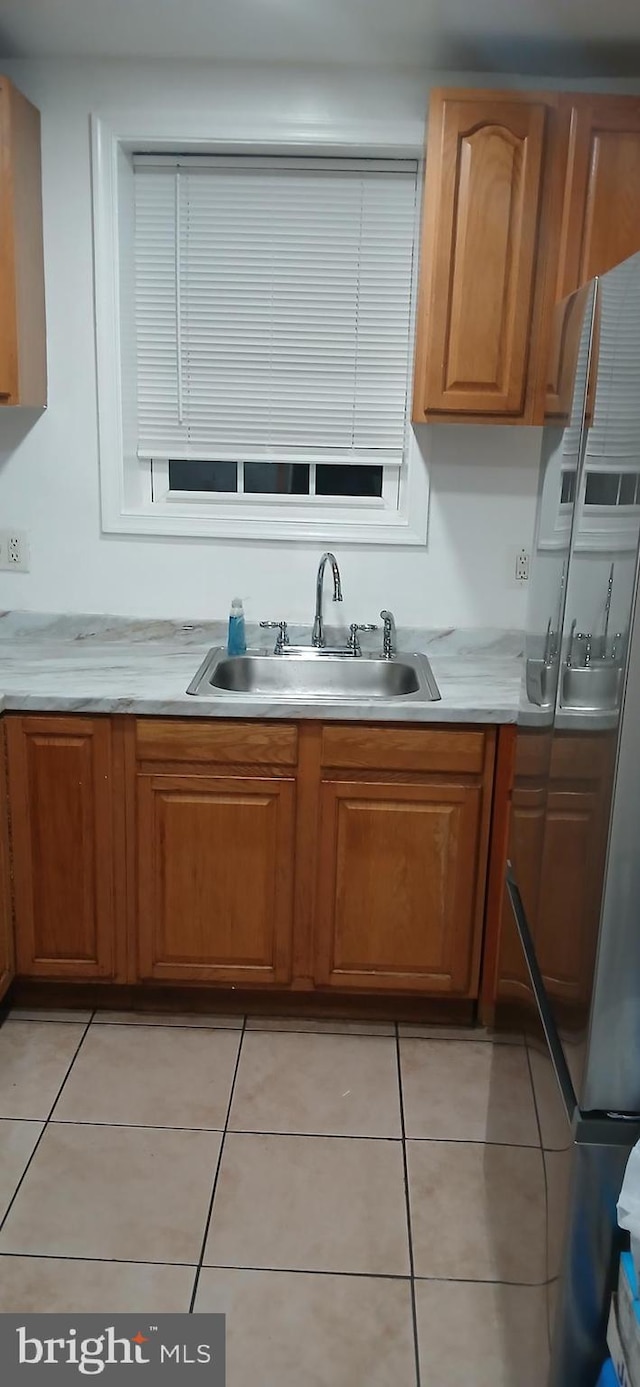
{"left": 0, "top": 1010, "right": 551, "bottom": 1386}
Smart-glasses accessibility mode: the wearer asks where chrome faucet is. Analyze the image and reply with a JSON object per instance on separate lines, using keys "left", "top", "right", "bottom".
{"left": 312, "top": 552, "right": 343, "bottom": 647}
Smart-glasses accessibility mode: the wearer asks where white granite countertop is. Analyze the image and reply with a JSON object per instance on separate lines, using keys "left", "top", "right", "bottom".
{"left": 0, "top": 613, "right": 523, "bottom": 724}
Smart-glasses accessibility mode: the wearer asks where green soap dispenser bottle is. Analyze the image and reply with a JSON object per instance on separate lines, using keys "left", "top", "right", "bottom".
{"left": 227, "top": 597, "right": 247, "bottom": 656}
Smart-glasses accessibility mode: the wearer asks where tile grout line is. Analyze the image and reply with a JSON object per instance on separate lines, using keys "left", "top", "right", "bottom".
{"left": 395, "top": 1021, "right": 421, "bottom": 1387}
{"left": 188, "top": 1015, "right": 248, "bottom": 1314}
{"left": 0, "top": 1011, "right": 96, "bottom": 1238}
{"left": 0, "top": 1110, "right": 546, "bottom": 1152}
{"left": 4, "top": 1115, "right": 541, "bottom": 1149}
{"left": 5, "top": 1014, "right": 525, "bottom": 1046}
{"left": 0, "top": 1244, "right": 553, "bottom": 1287}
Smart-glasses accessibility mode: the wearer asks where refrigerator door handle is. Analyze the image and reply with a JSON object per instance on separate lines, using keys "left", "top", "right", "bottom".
{"left": 506, "top": 864, "right": 579, "bottom": 1126}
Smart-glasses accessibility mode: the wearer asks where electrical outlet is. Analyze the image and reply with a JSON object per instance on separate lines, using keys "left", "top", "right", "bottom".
{"left": 0, "top": 529, "right": 29, "bottom": 572}
{"left": 515, "top": 548, "right": 530, "bottom": 584}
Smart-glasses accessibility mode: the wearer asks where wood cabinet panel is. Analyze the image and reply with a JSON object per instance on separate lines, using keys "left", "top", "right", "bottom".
{"left": 545, "top": 280, "right": 595, "bottom": 421}
{"left": 137, "top": 773, "right": 295, "bottom": 985}
{"left": 535, "top": 789, "right": 601, "bottom": 1004}
{"left": 498, "top": 786, "right": 547, "bottom": 1003}
{"left": 556, "top": 97, "right": 640, "bottom": 300}
{"left": 7, "top": 716, "right": 120, "bottom": 979}
{"left": 135, "top": 718, "right": 297, "bottom": 767}
{"left": 413, "top": 92, "right": 553, "bottom": 421}
{"left": 495, "top": 726, "right": 616, "bottom": 1015}
{"left": 320, "top": 724, "right": 486, "bottom": 774}
{"left": 0, "top": 724, "right": 14, "bottom": 1002}
{"left": 0, "top": 77, "right": 46, "bottom": 406}
{"left": 314, "top": 779, "right": 485, "bottom": 995}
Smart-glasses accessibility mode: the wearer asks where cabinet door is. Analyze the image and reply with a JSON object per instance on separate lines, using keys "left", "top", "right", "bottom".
{"left": 497, "top": 785, "right": 546, "bottom": 1001}
{"left": 413, "top": 92, "right": 551, "bottom": 421}
{"left": 0, "top": 79, "right": 46, "bottom": 406}
{"left": 7, "top": 716, "right": 120, "bottom": 979}
{"left": 314, "top": 779, "right": 484, "bottom": 995}
{"left": 556, "top": 96, "right": 640, "bottom": 300}
{"left": 0, "top": 725, "right": 14, "bottom": 1002}
{"left": 545, "top": 280, "right": 595, "bottom": 421}
{"left": 137, "top": 773, "right": 295, "bottom": 985}
{"left": 535, "top": 789, "right": 602, "bottom": 1004}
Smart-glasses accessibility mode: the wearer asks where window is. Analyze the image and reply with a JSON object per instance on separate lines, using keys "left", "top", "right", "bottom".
{"left": 560, "top": 469, "right": 577, "bottom": 506}
{"left": 584, "top": 470, "right": 640, "bottom": 507}
{"left": 92, "top": 118, "right": 429, "bottom": 546}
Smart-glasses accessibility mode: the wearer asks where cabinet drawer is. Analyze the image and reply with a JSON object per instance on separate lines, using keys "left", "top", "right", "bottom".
{"left": 135, "top": 719, "right": 298, "bottom": 767}
{"left": 320, "top": 725, "right": 486, "bottom": 775}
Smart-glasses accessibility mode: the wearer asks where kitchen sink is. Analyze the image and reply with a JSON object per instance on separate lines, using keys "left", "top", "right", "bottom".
{"left": 561, "top": 662, "right": 623, "bottom": 712}
{"left": 186, "top": 648, "right": 441, "bottom": 702}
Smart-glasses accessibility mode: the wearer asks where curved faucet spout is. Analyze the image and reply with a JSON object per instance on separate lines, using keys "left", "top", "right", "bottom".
{"left": 312, "top": 552, "right": 343, "bottom": 647}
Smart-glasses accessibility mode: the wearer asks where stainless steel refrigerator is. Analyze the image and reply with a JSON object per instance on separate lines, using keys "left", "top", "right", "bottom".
{"left": 494, "top": 249, "right": 640, "bottom": 1385}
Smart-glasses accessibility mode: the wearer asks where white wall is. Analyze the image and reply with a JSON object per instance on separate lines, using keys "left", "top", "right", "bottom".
{"left": 0, "top": 57, "right": 633, "bottom": 629}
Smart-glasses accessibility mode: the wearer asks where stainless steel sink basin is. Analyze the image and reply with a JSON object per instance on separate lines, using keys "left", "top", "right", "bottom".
{"left": 561, "top": 662, "right": 623, "bottom": 712}
{"left": 187, "top": 648, "right": 441, "bottom": 702}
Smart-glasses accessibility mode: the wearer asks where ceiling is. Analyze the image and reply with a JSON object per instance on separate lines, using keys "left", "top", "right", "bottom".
{"left": 1, "top": 0, "right": 640, "bottom": 74}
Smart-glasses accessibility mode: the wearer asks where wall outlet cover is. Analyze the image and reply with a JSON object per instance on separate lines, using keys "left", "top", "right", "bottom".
{"left": 515, "top": 548, "right": 530, "bottom": 584}
{"left": 0, "top": 529, "right": 29, "bottom": 572}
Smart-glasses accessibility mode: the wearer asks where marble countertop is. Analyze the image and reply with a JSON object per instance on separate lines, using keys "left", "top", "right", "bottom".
{"left": 0, "top": 613, "right": 524, "bottom": 724}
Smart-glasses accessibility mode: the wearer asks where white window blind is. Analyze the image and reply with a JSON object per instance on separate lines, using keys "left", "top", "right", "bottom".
{"left": 133, "top": 156, "right": 418, "bottom": 465}
{"left": 560, "top": 300, "right": 593, "bottom": 470}
{"left": 585, "top": 254, "right": 640, "bottom": 468}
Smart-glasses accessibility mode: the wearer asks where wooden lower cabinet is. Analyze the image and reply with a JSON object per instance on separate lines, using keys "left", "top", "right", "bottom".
{"left": 535, "top": 787, "right": 601, "bottom": 1004}
{"left": 495, "top": 727, "right": 616, "bottom": 1014}
{"left": 314, "top": 777, "right": 487, "bottom": 994}
{"left": 136, "top": 771, "right": 296, "bottom": 985}
{"left": 0, "top": 724, "right": 14, "bottom": 1001}
{"left": 6, "top": 715, "right": 122, "bottom": 979}
{"left": 2, "top": 713, "right": 498, "bottom": 1004}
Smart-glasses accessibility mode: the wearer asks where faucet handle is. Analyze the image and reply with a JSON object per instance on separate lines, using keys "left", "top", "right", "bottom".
{"left": 348, "top": 622, "right": 378, "bottom": 656}
{"left": 260, "top": 620, "right": 289, "bottom": 653}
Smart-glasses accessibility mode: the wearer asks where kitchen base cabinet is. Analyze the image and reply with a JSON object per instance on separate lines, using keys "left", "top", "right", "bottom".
{"left": 535, "top": 733, "right": 616, "bottom": 1012}
{"left": 492, "top": 728, "right": 617, "bottom": 1020}
{"left": 6, "top": 715, "right": 123, "bottom": 980}
{"left": 0, "top": 724, "right": 14, "bottom": 1002}
{"left": 136, "top": 773, "right": 296, "bottom": 985}
{"left": 313, "top": 725, "right": 495, "bottom": 997}
{"left": 132, "top": 719, "right": 298, "bottom": 987}
{"left": 2, "top": 714, "right": 502, "bottom": 1008}
{"left": 314, "top": 779, "right": 486, "bottom": 994}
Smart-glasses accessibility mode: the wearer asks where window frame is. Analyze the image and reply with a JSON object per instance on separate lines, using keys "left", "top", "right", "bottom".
{"left": 91, "top": 112, "right": 429, "bottom": 546}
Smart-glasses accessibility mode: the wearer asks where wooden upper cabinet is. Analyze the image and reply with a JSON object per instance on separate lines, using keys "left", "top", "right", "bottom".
{"left": 6, "top": 716, "right": 122, "bottom": 979}
{"left": 556, "top": 95, "right": 640, "bottom": 301}
{"left": 0, "top": 77, "right": 46, "bottom": 406}
{"left": 545, "top": 279, "right": 595, "bottom": 421}
{"left": 413, "top": 90, "right": 560, "bottom": 423}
